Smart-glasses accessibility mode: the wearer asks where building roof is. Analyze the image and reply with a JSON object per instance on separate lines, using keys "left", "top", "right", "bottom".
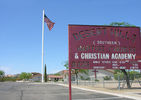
{"left": 31, "top": 72, "right": 41, "bottom": 78}
{"left": 31, "top": 72, "right": 41, "bottom": 75}
{"left": 48, "top": 75, "right": 63, "bottom": 79}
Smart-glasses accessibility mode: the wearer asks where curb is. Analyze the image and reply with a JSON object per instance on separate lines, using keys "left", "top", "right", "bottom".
{"left": 56, "top": 83, "right": 140, "bottom": 100}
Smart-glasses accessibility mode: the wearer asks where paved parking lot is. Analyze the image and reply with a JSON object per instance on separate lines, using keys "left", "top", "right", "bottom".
{"left": 0, "top": 82, "right": 135, "bottom": 100}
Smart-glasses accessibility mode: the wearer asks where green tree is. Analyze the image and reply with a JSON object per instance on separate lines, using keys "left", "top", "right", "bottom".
{"left": 64, "top": 61, "right": 69, "bottom": 69}
{"left": 114, "top": 70, "right": 124, "bottom": 80}
{"left": 44, "top": 64, "right": 47, "bottom": 82}
{"left": 110, "top": 22, "right": 139, "bottom": 88}
{"left": 0, "top": 70, "right": 5, "bottom": 82}
{"left": 64, "top": 61, "right": 88, "bottom": 85}
{"left": 19, "top": 72, "right": 32, "bottom": 80}
{"left": 74, "top": 69, "right": 88, "bottom": 85}
{"left": 114, "top": 70, "right": 141, "bottom": 80}
{"left": 0, "top": 70, "right": 5, "bottom": 77}
{"left": 129, "top": 71, "right": 141, "bottom": 80}
{"left": 110, "top": 22, "right": 136, "bottom": 27}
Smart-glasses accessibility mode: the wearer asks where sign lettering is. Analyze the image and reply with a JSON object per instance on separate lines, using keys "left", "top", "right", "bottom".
{"left": 69, "top": 25, "right": 141, "bottom": 69}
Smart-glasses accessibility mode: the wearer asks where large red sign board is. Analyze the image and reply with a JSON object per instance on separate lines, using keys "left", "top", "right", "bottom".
{"left": 69, "top": 25, "right": 141, "bottom": 69}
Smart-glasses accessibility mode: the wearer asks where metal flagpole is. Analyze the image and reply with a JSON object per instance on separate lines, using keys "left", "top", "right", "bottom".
{"left": 41, "top": 9, "right": 45, "bottom": 83}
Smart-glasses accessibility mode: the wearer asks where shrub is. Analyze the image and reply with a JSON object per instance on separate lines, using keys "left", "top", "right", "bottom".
{"left": 95, "top": 79, "right": 99, "bottom": 82}
{"left": 103, "top": 76, "right": 111, "bottom": 80}
{"left": 0, "top": 77, "right": 16, "bottom": 82}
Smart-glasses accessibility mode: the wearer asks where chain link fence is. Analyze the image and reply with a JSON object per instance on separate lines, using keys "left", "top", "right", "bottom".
{"left": 61, "top": 74, "right": 141, "bottom": 89}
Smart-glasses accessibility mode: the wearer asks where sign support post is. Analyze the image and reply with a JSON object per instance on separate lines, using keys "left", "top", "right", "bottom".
{"left": 69, "top": 67, "right": 72, "bottom": 100}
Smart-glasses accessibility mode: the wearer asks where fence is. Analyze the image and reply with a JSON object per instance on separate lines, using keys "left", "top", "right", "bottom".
{"left": 61, "top": 74, "right": 141, "bottom": 89}
{"left": 70, "top": 80, "right": 141, "bottom": 89}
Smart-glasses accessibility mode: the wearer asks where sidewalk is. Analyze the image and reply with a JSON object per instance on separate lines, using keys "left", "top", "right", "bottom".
{"left": 57, "top": 83, "right": 141, "bottom": 100}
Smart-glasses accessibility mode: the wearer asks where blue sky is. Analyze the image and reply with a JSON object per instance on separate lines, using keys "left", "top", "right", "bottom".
{"left": 0, "top": 0, "right": 141, "bottom": 75}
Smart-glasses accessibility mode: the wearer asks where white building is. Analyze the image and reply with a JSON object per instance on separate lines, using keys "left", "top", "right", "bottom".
{"left": 88, "top": 69, "right": 114, "bottom": 81}
{"left": 59, "top": 69, "right": 114, "bottom": 82}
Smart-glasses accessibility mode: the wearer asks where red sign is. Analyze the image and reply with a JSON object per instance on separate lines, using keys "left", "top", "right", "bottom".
{"left": 69, "top": 25, "right": 141, "bottom": 69}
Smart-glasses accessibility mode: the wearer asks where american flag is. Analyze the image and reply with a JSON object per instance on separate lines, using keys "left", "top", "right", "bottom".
{"left": 44, "top": 14, "right": 55, "bottom": 31}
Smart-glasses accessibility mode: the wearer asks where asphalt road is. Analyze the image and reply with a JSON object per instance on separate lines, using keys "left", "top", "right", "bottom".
{"left": 0, "top": 82, "right": 134, "bottom": 100}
